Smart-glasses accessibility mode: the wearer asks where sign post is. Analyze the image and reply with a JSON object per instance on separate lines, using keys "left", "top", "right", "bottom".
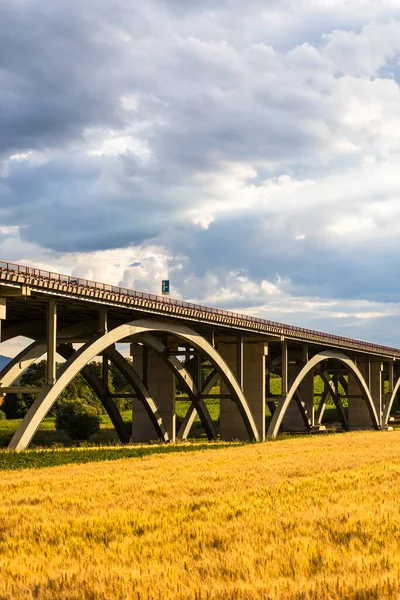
{"left": 161, "top": 280, "right": 170, "bottom": 296}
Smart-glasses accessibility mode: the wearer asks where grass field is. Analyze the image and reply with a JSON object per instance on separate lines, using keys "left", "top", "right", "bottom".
{"left": 0, "top": 372, "right": 357, "bottom": 449}
{"left": 2, "top": 430, "right": 400, "bottom": 599}
{"left": 0, "top": 394, "right": 344, "bottom": 449}
{"left": 0, "top": 403, "right": 211, "bottom": 447}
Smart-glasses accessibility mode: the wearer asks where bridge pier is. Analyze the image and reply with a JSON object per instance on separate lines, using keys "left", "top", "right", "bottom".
{"left": 277, "top": 344, "right": 315, "bottom": 432}
{"left": 281, "top": 371, "right": 314, "bottom": 431}
{"left": 0, "top": 298, "right": 5, "bottom": 343}
{"left": 348, "top": 359, "right": 382, "bottom": 429}
{"left": 131, "top": 342, "right": 176, "bottom": 442}
{"left": 47, "top": 300, "right": 57, "bottom": 386}
{"left": 219, "top": 339, "right": 266, "bottom": 441}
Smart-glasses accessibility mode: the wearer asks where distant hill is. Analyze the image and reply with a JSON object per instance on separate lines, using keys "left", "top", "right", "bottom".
{"left": 0, "top": 355, "right": 11, "bottom": 370}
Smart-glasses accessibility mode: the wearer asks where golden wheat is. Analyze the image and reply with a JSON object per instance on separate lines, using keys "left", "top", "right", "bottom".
{"left": 2, "top": 431, "right": 400, "bottom": 599}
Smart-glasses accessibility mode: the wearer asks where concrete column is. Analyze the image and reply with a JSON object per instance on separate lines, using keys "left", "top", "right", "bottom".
{"left": 194, "top": 351, "right": 202, "bottom": 389}
{"left": 388, "top": 361, "right": 394, "bottom": 394}
{"left": 302, "top": 344, "right": 309, "bottom": 363}
{"left": 281, "top": 371, "right": 314, "bottom": 431}
{"left": 142, "top": 345, "right": 149, "bottom": 388}
{"left": 102, "top": 355, "right": 109, "bottom": 391}
{"left": 219, "top": 340, "right": 266, "bottom": 441}
{"left": 98, "top": 309, "right": 108, "bottom": 334}
{"left": 47, "top": 300, "right": 57, "bottom": 385}
{"left": 219, "top": 341, "right": 240, "bottom": 440}
{"left": 301, "top": 372, "right": 314, "bottom": 426}
{"left": 370, "top": 361, "right": 382, "bottom": 427}
{"left": 280, "top": 343, "right": 314, "bottom": 432}
{"left": 281, "top": 341, "right": 288, "bottom": 395}
{"left": 0, "top": 298, "right": 7, "bottom": 341}
{"left": 237, "top": 335, "right": 243, "bottom": 390}
{"left": 131, "top": 343, "right": 175, "bottom": 442}
{"left": 348, "top": 358, "right": 378, "bottom": 429}
{"left": 0, "top": 298, "right": 5, "bottom": 344}
{"left": 243, "top": 342, "right": 267, "bottom": 440}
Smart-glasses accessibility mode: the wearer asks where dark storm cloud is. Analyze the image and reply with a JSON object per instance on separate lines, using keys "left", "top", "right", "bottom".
{"left": 162, "top": 188, "right": 400, "bottom": 306}
{"left": 1, "top": 154, "right": 189, "bottom": 251}
{"left": 2, "top": 0, "right": 400, "bottom": 328}
{"left": 0, "top": 2, "right": 334, "bottom": 252}
{"left": 0, "top": 1, "right": 131, "bottom": 158}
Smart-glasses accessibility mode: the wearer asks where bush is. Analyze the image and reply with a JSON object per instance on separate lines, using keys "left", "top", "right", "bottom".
{"left": 55, "top": 399, "right": 81, "bottom": 431}
{"left": 56, "top": 399, "right": 101, "bottom": 440}
{"left": 1, "top": 393, "right": 35, "bottom": 419}
{"left": 0, "top": 409, "right": 5, "bottom": 420}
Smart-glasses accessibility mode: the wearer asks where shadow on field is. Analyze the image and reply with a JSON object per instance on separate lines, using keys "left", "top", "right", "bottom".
{"left": 0, "top": 440, "right": 244, "bottom": 471}
{"left": 0, "top": 420, "right": 124, "bottom": 448}
{"left": 0, "top": 403, "right": 349, "bottom": 472}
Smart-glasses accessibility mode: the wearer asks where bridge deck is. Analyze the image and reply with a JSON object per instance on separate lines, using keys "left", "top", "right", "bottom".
{"left": 0, "top": 260, "right": 398, "bottom": 359}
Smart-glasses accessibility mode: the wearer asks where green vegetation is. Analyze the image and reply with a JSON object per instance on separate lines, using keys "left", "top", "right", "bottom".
{"left": 0, "top": 413, "right": 128, "bottom": 449}
{"left": 1, "top": 359, "right": 132, "bottom": 420}
{"left": 55, "top": 399, "right": 101, "bottom": 440}
{"left": 0, "top": 360, "right": 365, "bottom": 451}
{"left": 0, "top": 440, "right": 242, "bottom": 471}
{"left": 0, "top": 402, "right": 344, "bottom": 451}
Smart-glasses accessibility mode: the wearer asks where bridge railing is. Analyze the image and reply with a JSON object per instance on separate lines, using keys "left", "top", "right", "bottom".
{"left": 0, "top": 260, "right": 398, "bottom": 356}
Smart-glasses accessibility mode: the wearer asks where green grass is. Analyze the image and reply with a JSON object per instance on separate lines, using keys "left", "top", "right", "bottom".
{"left": 0, "top": 373, "right": 353, "bottom": 451}
{"left": 0, "top": 440, "right": 244, "bottom": 471}
{"left": 0, "top": 392, "right": 346, "bottom": 450}
{"left": 0, "top": 415, "right": 125, "bottom": 448}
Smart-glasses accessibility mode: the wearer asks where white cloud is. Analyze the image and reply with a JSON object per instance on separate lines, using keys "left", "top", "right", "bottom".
{"left": 2, "top": 2, "right": 400, "bottom": 346}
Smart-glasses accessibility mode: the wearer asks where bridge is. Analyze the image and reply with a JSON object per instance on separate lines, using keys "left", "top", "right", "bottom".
{"left": 0, "top": 260, "right": 398, "bottom": 451}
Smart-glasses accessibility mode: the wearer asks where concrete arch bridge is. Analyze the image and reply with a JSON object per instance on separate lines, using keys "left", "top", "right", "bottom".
{"left": 0, "top": 261, "right": 399, "bottom": 451}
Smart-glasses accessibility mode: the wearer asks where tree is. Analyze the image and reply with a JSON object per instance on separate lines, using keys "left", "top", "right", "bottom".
{"left": 2, "top": 360, "right": 107, "bottom": 419}
{"left": 2, "top": 356, "right": 138, "bottom": 420}
{"left": 55, "top": 399, "right": 100, "bottom": 440}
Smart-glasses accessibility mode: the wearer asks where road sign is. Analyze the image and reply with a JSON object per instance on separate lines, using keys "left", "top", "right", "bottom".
{"left": 162, "top": 280, "right": 170, "bottom": 294}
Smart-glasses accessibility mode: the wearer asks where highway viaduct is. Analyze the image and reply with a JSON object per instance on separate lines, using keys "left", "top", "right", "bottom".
{"left": 0, "top": 260, "right": 399, "bottom": 451}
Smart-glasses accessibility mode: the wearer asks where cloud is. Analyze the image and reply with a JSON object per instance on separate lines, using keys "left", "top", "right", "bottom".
{"left": 2, "top": 1, "right": 400, "bottom": 343}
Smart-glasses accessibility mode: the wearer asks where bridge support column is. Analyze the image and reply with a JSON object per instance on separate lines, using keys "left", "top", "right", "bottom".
{"left": 371, "top": 361, "right": 383, "bottom": 427}
{"left": 348, "top": 359, "right": 382, "bottom": 428}
{"left": 244, "top": 342, "right": 267, "bottom": 440}
{"left": 280, "top": 343, "right": 314, "bottom": 432}
{"left": 219, "top": 340, "right": 265, "bottom": 440}
{"left": 47, "top": 300, "right": 57, "bottom": 385}
{"left": 281, "top": 371, "right": 314, "bottom": 431}
{"left": 0, "top": 298, "right": 5, "bottom": 343}
{"left": 389, "top": 361, "right": 394, "bottom": 392}
{"left": 131, "top": 343, "right": 176, "bottom": 442}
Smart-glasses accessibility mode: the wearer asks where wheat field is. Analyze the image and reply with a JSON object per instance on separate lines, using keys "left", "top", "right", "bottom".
{"left": 2, "top": 432, "right": 400, "bottom": 599}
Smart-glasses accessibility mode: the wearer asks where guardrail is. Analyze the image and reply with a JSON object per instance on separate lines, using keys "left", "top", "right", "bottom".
{"left": 0, "top": 259, "right": 398, "bottom": 357}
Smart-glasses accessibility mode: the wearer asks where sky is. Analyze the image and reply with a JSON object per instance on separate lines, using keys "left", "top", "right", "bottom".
{"left": 2, "top": 0, "right": 400, "bottom": 349}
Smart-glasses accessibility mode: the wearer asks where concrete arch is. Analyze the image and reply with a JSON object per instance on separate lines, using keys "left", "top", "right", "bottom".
{"left": 383, "top": 376, "right": 400, "bottom": 425}
{"left": 103, "top": 346, "right": 169, "bottom": 442}
{"left": 0, "top": 337, "right": 130, "bottom": 443}
{"left": 0, "top": 338, "right": 47, "bottom": 388}
{"left": 9, "top": 318, "right": 259, "bottom": 451}
{"left": 139, "top": 334, "right": 216, "bottom": 440}
{"left": 316, "top": 371, "right": 348, "bottom": 430}
{"left": 292, "top": 386, "right": 313, "bottom": 430}
{"left": 267, "top": 350, "right": 379, "bottom": 440}
{"left": 0, "top": 326, "right": 168, "bottom": 444}
{"left": 177, "top": 369, "right": 219, "bottom": 440}
{"left": 58, "top": 344, "right": 130, "bottom": 444}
